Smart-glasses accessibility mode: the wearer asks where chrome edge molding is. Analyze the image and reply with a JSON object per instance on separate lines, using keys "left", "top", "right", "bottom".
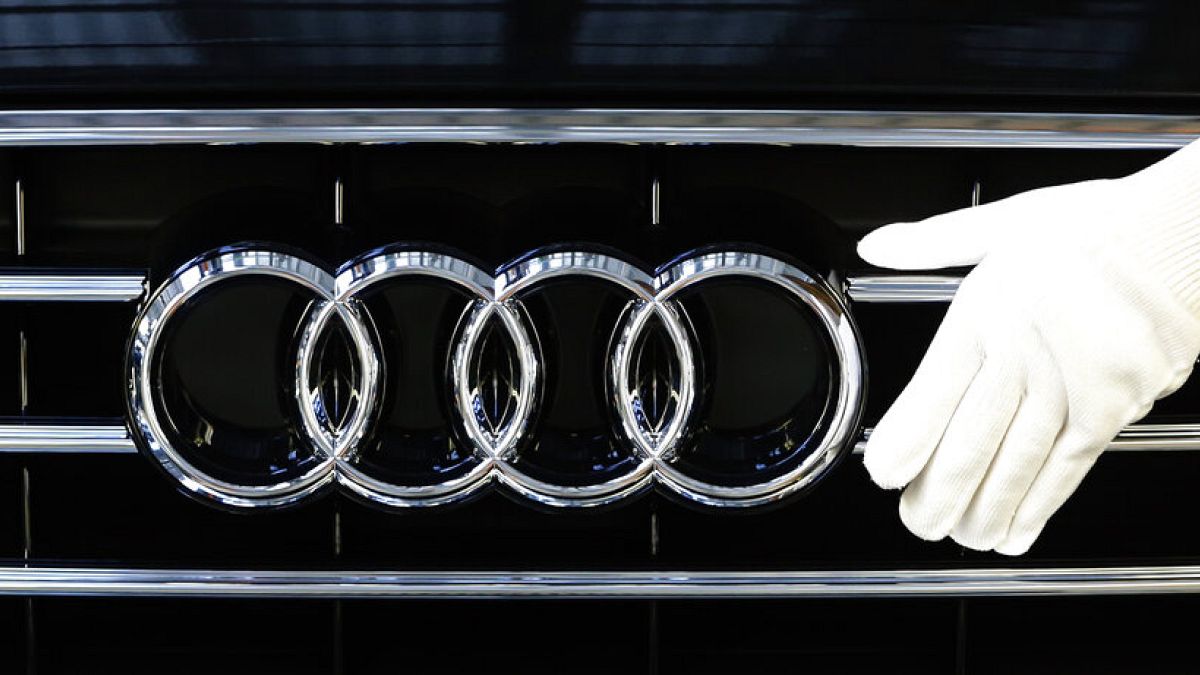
{"left": 3, "top": 565, "right": 1200, "bottom": 598}
{"left": 0, "top": 273, "right": 145, "bottom": 302}
{"left": 846, "top": 275, "right": 961, "bottom": 303}
{"left": 8, "top": 422, "right": 1200, "bottom": 456}
{"left": 1, "top": 109, "right": 1198, "bottom": 148}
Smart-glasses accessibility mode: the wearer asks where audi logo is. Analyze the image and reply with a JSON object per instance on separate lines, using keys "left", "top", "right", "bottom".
{"left": 127, "top": 244, "right": 864, "bottom": 510}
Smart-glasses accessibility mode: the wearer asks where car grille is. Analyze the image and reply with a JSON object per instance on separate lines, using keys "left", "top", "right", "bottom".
{"left": 2, "top": 109, "right": 1200, "bottom": 673}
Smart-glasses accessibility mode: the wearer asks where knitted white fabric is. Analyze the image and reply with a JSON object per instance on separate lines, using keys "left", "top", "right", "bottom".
{"left": 858, "top": 139, "right": 1200, "bottom": 555}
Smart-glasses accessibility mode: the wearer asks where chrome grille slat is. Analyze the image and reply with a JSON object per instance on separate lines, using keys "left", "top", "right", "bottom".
{"left": 846, "top": 275, "right": 961, "bottom": 302}
{"left": 0, "top": 109, "right": 1196, "bottom": 148}
{"left": 0, "top": 273, "right": 145, "bottom": 302}
{"left": 0, "top": 424, "right": 136, "bottom": 454}
{"left": 7, "top": 422, "right": 1200, "bottom": 456}
{"left": 3, "top": 564, "right": 1200, "bottom": 598}
{"left": 0, "top": 269, "right": 966, "bottom": 304}
{"left": 853, "top": 424, "right": 1200, "bottom": 454}
{"left": 0, "top": 271, "right": 965, "bottom": 304}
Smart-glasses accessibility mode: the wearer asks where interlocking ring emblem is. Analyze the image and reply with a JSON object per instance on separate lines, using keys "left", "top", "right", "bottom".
{"left": 128, "top": 245, "right": 864, "bottom": 510}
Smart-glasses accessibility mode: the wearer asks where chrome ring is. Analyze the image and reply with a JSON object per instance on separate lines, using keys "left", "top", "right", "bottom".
{"left": 334, "top": 250, "right": 536, "bottom": 508}
{"left": 127, "top": 249, "right": 349, "bottom": 508}
{"left": 128, "top": 245, "right": 863, "bottom": 510}
{"left": 493, "top": 250, "right": 679, "bottom": 507}
{"left": 646, "top": 251, "right": 865, "bottom": 507}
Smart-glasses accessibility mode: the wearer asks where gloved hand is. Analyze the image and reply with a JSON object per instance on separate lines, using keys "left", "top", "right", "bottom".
{"left": 859, "top": 140, "right": 1200, "bottom": 555}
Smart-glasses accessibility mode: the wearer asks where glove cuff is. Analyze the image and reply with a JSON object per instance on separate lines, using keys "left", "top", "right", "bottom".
{"left": 1125, "top": 140, "right": 1200, "bottom": 317}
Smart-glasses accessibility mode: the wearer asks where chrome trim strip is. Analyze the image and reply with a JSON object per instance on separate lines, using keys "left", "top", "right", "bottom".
{"left": 1106, "top": 424, "right": 1200, "bottom": 452}
{"left": 0, "top": 273, "right": 145, "bottom": 302}
{"left": 0, "top": 109, "right": 1197, "bottom": 148}
{"left": 7, "top": 422, "right": 1200, "bottom": 457}
{"left": 853, "top": 424, "right": 1200, "bottom": 454}
{"left": 846, "top": 275, "right": 961, "bottom": 303}
{"left": 3, "top": 565, "right": 1200, "bottom": 598}
{"left": 0, "top": 425, "right": 135, "bottom": 454}
{"left": 0, "top": 268, "right": 1058, "bottom": 309}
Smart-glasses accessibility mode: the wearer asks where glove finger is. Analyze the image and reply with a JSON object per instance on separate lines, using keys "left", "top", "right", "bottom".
{"left": 950, "top": 366, "right": 1067, "bottom": 551}
{"left": 898, "top": 355, "right": 1022, "bottom": 541}
{"left": 994, "top": 427, "right": 1107, "bottom": 556}
{"left": 864, "top": 310, "right": 982, "bottom": 490}
{"left": 857, "top": 179, "right": 1109, "bottom": 271}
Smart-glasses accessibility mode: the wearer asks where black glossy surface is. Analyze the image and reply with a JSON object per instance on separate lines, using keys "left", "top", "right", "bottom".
{"left": 23, "top": 302, "right": 132, "bottom": 418}
{"left": 0, "top": 152, "right": 13, "bottom": 260}
{"left": 0, "top": 306, "right": 19, "bottom": 418}
{"left": 343, "top": 600, "right": 651, "bottom": 674}
{"left": 2, "top": 143, "right": 1198, "bottom": 575}
{"left": 655, "top": 458, "right": 965, "bottom": 567}
{"left": 15, "top": 594, "right": 1200, "bottom": 673}
{"left": 512, "top": 278, "right": 641, "bottom": 488}
{"left": 25, "top": 455, "right": 335, "bottom": 564}
{"left": 0, "top": 598, "right": 26, "bottom": 674}
{"left": 19, "top": 145, "right": 331, "bottom": 273}
{"left": 353, "top": 281, "right": 481, "bottom": 489}
{"left": 855, "top": 302, "right": 947, "bottom": 426}
{"left": 20, "top": 144, "right": 983, "bottom": 272}
{"left": 0, "top": 458, "right": 21, "bottom": 558}
{"left": 657, "top": 599, "right": 960, "bottom": 674}
{"left": 351, "top": 144, "right": 651, "bottom": 267}
{"left": 657, "top": 145, "right": 972, "bottom": 262}
{"left": 965, "top": 596, "right": 1200, "bottom": 674}
{"left": 672, "top": 279, "right": 837, "bottom": 488}
{"left": 336, "top": 490, "right": 653, "bottom": 569}
{"left": 31, "top": 598, "right": 334, "bottom": 674}
{"left": 2, "top": 3, "right": 1200, "bottom": 109}
{"left": 153, "top": 277, "right": 323, "bottom": 489}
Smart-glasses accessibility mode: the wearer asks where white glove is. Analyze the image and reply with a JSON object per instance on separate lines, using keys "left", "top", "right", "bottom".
{"left": 859, "top": 139, "right": 1200, "bottom": 555}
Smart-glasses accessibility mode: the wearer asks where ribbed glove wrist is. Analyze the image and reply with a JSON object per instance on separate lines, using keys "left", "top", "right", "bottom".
{"left": 1123, "top": 141, "right": 1200, "bottom": 316}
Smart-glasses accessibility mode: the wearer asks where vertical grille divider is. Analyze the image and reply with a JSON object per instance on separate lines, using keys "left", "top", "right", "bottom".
{"left": 330, "top": 152, "right": 346, "bottom": 675}
{"left": 15, "top": 169, "right": 35, "bottom": 674}
{"left": 646, "top": 145, "right": 662, "bottom": 675}
{"left": 955, "top": 176, "right": 983, "bottom": 674}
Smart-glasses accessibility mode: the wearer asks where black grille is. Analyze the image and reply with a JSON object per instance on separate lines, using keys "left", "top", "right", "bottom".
{"left": 3, "top": 140, "right": 1199, "bottom": 672}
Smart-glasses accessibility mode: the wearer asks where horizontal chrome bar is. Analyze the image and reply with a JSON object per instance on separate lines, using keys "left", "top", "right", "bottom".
{"left": 8, "top": 422, "right": 1200, "bottom": 457}
{"left": 846, "top": 275, "right": 961, "bottom": 302}
{"left": 0, "top": 273, "right": 145, "bottom": 302}
{"left": 0, "top": 271, "right": 938, "bottom": 304}
{"left": 2, "top": 564, "right": 1200, "bottom": 598}
{"left": 853, "top": 424, "right": 1200, "bottom": 454}
{"left": 0, "top": 425, "right": 135, "bottom": 454}
{"left": 0, "top": 109, "right": 1197, "bottom": 148}
{"left": 0, "top": 271, "right": 968, "bottom": 305}
{"left": 1106, "top": 424, "right": 1200, "bottom": 452}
